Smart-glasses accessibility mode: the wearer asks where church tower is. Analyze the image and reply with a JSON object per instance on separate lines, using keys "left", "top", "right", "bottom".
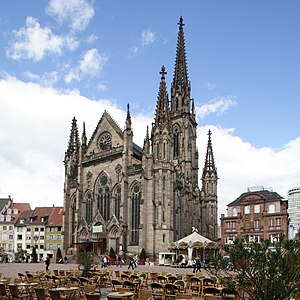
{"left": 201, "top": 129, "right": 218, "bottom": 240}
{"left": 170, "top": 17, "right": 200, "bottom": 239}
{"left": 62, "top": 17, "right": 218, "bottom": 259}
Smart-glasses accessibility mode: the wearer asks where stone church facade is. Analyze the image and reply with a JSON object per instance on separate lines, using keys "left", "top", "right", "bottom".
{"left": 63, "top": 17, "right": 218, "bottom": 259}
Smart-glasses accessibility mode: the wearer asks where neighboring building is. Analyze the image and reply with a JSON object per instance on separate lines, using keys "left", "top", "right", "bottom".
{"left": 14, "top": 209, "right": 32, "bottom": 256}
{"left": 45, "top": 207, "right": 64, "bottom": 260}
{"left": 63, "top": 17, "right": 218, "bottom": 258}
{"left": 25, "top": 207, "right": 55, "bottom": 261}
{"left": 0, "top": 198, "right": 31, "bottom": 260}
{"left": 221, "top": 186, "right": 289, "bottom": 245}
{"left": 287, "top": 187, "right": 300, "bottom": 239}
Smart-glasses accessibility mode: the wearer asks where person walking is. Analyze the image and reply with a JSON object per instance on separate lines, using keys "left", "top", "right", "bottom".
{"left": 117, "top": 255, "right": 122, "bottom": 267}
{"left": 128, "top": 255, "right": 135, "bottom": 270}
{"left": 193, "top": 257, "right": 201, "bottom": 273}
{"left": 45, "top": 255, "right": 50, "bottom": 271}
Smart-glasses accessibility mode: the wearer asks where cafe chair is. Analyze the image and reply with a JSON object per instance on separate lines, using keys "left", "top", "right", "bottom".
{"left": 175, "top": 293, "right": 192, "bottom": 300}
{"left": 35, "top": 287, "right": 50, "bottom": 300}
{"left": 112, "top": 279, "right": 123, "bottom": 290}
{"left": 164, "top": 283, "right": 180, "bottom": 300}
{"left": 138, "top": 289, "right": 152, "bottom": 300}
{"left": 49, "top": 290, "right": 64, "bottom": 300}
{"left": 189, "top": 277, "right": 202, "bottom": 298}
{"left": 0, "top": 283, "right": 9, "bottom": 299}
{"left": 8, "top": 284, "right": 30, "bottom": 300}
{"left": 85, "top": 293, "right": 101, "bottom": 300}
{"left": 202, "top": 287, "right": 222, "bottom": 300}
{"left": 150, "top": 282, "right": 165, "bottom": 300}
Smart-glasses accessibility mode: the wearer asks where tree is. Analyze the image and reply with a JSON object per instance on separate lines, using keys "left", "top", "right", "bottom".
{"left": 56, "top": 247, "right": 63, "bottom": 263}
{"left": 208, "top": 237, "right": 300, "bottom": 300}
{"left": 31, "top": 246, "right": 38, "bottom": 263}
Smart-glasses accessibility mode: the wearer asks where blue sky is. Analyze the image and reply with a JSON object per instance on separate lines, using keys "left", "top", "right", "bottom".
{"left": 1, "top": 0, "right": 300, "bottom": 220}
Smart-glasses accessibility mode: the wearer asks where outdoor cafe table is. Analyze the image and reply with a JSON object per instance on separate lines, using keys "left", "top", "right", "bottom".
{"left": 50, "top": 286, "right": 80, "bottom": 299}
{"left": 107, "top": 291, "right": 134, "bottom": 299}
{"left": 17, "top": 282, "right": 38, "bottom": 299}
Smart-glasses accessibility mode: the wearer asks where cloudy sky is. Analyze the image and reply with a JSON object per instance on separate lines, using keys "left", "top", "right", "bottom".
{"left": 1, "top": 0, "right": 300, "bottom": 220}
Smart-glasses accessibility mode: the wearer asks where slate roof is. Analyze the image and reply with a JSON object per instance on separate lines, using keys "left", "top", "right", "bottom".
{"left": 228, "top": 189, "right": 284, "bottom": 206}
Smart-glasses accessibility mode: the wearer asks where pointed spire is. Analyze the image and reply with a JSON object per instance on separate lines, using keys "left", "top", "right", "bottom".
{"left": 143, "top": 125, "right": 150, "bottom": 155}
{"left": 125, "top": 103, "right": 132, "bottom": 131}
{"left": 203, "top": 129, "right": 216, "bottom": 172}
{"left": 171, "top": 16, "right": 190, "bottom": 109}
{"left": 82, "top": 122, "right": 87, "bottom": 147}
{"left": 154, "top": 65, "right": 170, "bottom": 129}
{"left": 67, "top": 117, "right": 80, "bottom": 157}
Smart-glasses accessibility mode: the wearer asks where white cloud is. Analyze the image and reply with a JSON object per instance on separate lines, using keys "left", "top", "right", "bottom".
{"left": 197, "top": 96, "right": 237, "bottom": 119}
{"left": 141, "top": 28, "right": 156, "bottom": 47}
{"left": 0, "top": 77, "right": 299, "bottom": 222}
{"left": 6, "top": 17, "right": 79, "bottom": 61}
{"left": 46, "top": 0, "right": 95, "bottom": 32}
{"left": 24, "top": 71, "right": 59, "bottom": 86}
{"left": 65, "top": 48, "right": 108, "bottom": 83}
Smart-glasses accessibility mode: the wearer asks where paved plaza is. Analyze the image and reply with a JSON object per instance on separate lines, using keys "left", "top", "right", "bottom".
{"left": 0, "top": 262, "right": 210, "bottom": 299}
{"left": 0, "top": 262, "right": 207, "bottom": 280}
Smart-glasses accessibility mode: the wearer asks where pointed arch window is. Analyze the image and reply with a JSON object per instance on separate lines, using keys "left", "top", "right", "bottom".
{"left": 71, "top": 197, "right": 76, "bottom": 244}
{"left": 173, "top": 125, "right": 180, "bottom": 158}
{"left": 97, "top": 174, "right": 110, "bottom": 221}
{"left": 86, "top": 192, "right": 93, "bottom": 223}
{"left": 114, "top": 185, "right": 121, "bottom": 220}
{"left": 131, "top": 184, "right": 140, "bottom": 245}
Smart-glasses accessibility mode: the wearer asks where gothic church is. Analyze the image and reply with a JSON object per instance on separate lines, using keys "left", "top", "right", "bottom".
{"left": 63, "top": 17, "right": 218, "bottom": 258}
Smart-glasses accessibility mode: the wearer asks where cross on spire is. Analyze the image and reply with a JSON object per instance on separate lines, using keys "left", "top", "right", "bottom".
{"left": 160, "top": 65, "right": 167, "bottom": 80}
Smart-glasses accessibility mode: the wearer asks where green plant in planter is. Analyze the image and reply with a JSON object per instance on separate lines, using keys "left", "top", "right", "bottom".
{"left": 56, "top": 247, "right": 63, "bottom": 263}
{"left": 77, "top": 250, "right": 95, "bottom": 277}
{"left": 109, "top": 247, "right": 116, "bottom": 259}
{"left": 31, "top": 246, "right": 38, "bottom": 263}
{"left": 139, "top": 248, "right": 147, "bottom": 265}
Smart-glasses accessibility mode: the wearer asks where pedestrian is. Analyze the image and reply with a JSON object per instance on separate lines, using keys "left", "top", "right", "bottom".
{"left": 45, "top": 255, "right": 50, "bottom": 271}
{"left": 193, "top": 257, "right": 201, "bottom": 273}
{"left": 128, "top": 255, "right": 135, "bottom": 270}
{"left": 64, "top": 256, "right": 68, "bottom": 264}
{"left": 117, "top": 255, "right": 122, "bottom": 267}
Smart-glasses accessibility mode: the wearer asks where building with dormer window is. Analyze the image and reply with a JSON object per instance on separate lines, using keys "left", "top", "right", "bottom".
{"left": 221, "top": 186, "right": 288, "bottom": 245}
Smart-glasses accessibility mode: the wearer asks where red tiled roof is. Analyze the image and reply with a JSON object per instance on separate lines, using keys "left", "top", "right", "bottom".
{"left": 48, "top": 207, "right": 64, "bottom": 226}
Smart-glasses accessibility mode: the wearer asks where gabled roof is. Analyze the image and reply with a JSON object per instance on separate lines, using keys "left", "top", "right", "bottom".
{"left": 47, "top": 207, "right": 64, "bottom": 226}
{"left": 0, "top": 197, "right": 12, "bottom": 213}
{"left": 15, "top": 210, "right": 33, "bottom": 226}
{"left": 88, "top": 110, "right": 124, "bottom": 148}
{"left": 228, "top": 190, "right": 284, "bottom": 206}
{"left": 29, "top": 207, "right": 54, "bottom": 225}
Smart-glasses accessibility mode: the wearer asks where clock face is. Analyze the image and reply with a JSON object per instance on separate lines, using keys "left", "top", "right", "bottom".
{"left": 99, "top": 133, "right": 112, "bottom": 150}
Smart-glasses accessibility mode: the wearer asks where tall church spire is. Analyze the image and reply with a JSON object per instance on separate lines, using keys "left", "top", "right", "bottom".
{"left": 67, "top": 117, "right": 80, "bottom": 157}
{"left": 201, "top": 129, "right": 218, "bottom": 240}
{"left": 203, "top": 129, "right": 216, "bottom": 173}
{"left": 154, "top": 66, "right": 171, "bottom": 130}
{"left": 82, "top": 122, "right": 87, "bottom": 148}
{"left": 125, "top": 103, "right": 132, "bottom": 131}
{"left": 171, "top": 16, "right": 191, "bottom": 113}
{"left": 65, "top": 117, "right": 80, "bottom": 179}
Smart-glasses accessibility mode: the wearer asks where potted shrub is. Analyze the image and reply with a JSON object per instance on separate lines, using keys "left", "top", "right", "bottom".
{"left": 56, "top": 247, "right": 63, "bottom": 263}
{"left": 31, "top": 246, "right": 38, "bottom": 263}
{"left": 109, "top": 247, "right": 117, "bottom": 265}
{"left": 77, "top": 250, "right": 94, "bottom": 278}
{"left": 139, "top": 248, "right": 147, "bottom": 265}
